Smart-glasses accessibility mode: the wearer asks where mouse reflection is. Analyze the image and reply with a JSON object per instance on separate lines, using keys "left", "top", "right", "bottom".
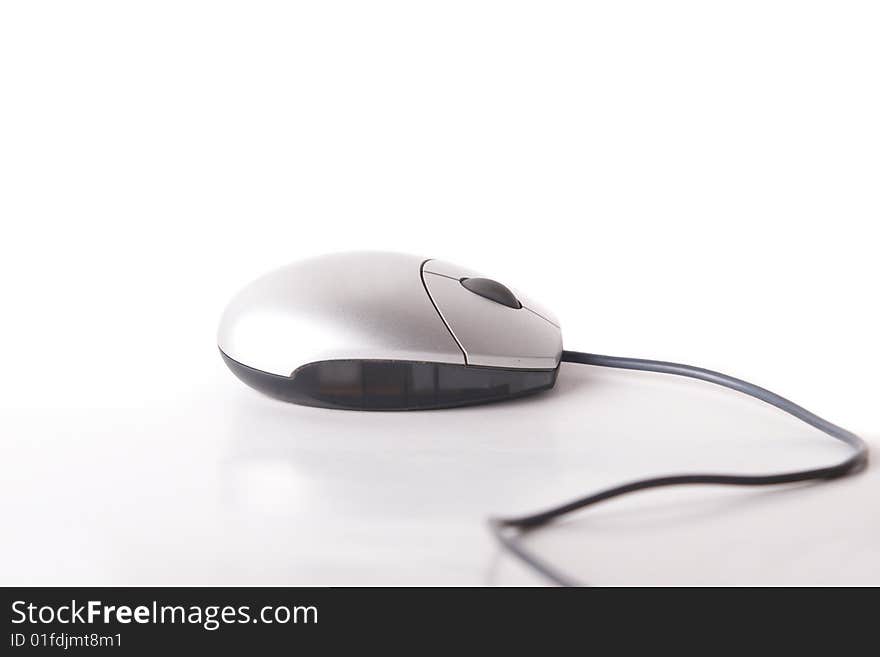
{"left": 216, "top": 367, "right": 593, "bottom": 584}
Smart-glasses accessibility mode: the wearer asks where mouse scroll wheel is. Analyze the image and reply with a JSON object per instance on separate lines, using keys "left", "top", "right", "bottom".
{"left": 460, "top": 277, "right": 522, "bottom": 309}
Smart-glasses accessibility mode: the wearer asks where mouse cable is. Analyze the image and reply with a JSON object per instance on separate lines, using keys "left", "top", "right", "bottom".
{"left": 489, "top": 350, "right": 869, "bottom": 586}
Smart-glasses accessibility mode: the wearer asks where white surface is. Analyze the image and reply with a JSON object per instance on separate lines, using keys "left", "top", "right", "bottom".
{"left": 0, "top": 1, "right": 878, "bottom": 585}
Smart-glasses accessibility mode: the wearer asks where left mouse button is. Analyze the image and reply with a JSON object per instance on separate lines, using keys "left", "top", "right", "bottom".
{"left": 422, "top": 258, "right": 481, "bottom": 279}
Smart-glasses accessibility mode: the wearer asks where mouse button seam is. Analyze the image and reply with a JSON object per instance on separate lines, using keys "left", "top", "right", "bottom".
{"left": 523, "top": 305, "right": 561, "bottom": 328}
{"left": 419, "top": 262, "right": 469, "bottom": 365}
{"left": 421, "top": 264, "right": 461, "bottom": 281}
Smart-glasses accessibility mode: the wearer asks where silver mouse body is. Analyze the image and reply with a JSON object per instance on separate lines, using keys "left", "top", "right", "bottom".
{"left": 218, "top": 252, "right": 562, "bottom": 409}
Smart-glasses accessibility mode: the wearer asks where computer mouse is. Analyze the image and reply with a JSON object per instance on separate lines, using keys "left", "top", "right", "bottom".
{"left": 218, "top": 251, "right": 562, "bottom": 410}
{"left": 217, "top": 251, "right": 869, "bottom": 587}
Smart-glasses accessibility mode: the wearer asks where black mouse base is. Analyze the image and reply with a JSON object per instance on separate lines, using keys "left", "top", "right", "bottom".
{"left": 220, "top": 350, "right": 558, "bottom": 411}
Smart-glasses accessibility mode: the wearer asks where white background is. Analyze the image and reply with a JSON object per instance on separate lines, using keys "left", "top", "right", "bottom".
{"left": 1, "top": 1, "right": 877, "bottom": 585}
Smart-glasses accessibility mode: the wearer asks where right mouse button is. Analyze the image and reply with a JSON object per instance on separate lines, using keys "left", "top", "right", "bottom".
{"left": 460, "top": 277, "right": 522, "bottom": 309}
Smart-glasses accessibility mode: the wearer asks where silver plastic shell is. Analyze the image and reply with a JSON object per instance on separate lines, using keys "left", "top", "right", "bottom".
{"left": 217, "top": 251, "right": 562, "bottom": 377}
